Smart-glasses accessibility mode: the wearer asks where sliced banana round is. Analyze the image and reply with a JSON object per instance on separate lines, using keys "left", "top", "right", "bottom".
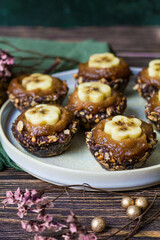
{"left": 88, "top": 53, "right": 120, "bottom": 68}
{"left": 25, "top": 104, "right": 61, "bottom": 125}
{"left": 22, "top": 73, "right": 53, "bottom": 91}
{"left": 78, "top": 81, "right": 111, "bottom": 103}
{"left": 148, "top": 59, "right": 160, "bottom": 78}
{"left": 104, "top": 115, "right": 142, "bottom": 141}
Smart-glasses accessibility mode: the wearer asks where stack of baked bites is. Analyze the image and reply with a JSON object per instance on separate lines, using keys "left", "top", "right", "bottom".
{"left": 8, "top": 53, "right": 158, "bottom": 171}
{"left": 135, "top": 59, "right": 160, "bottom": 131}
{"left": 9, "top": 73, "right": 78, "bottom": 157}
{"left": 67, "top": 53, "right": 157, "bottom": 170}
{"left": 67, "top": 53, "right": 130, "bottom": 129}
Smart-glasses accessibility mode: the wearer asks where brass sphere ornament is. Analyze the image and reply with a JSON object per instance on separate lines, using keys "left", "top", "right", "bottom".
{"left": 126, "top": 205, "right": 141, "bottom": 219}
{"left": 135, "top": 197, "right": 149, "bottom": 211}
{"left": 121, "top": 196, "right": 134, "bottom": 209}
{"left": 91, "top": 217, "right": 106, "bottom": 233}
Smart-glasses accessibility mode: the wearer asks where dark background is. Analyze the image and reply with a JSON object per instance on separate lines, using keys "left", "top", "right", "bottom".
{"left": 0, "top": 0, "right": 160, "bottom": 27}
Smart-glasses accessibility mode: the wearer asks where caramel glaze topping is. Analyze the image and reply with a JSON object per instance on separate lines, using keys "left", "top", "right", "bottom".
{"left": 92, "top": 118, "right": 154, "bottom": 162}
{"left": 77, "top": 58, "right": 131, "bottom": 80}
{"left": 67, "top": 88, "right": 125, "bottom": 115}
{"left": 138, "top": 68, "right": 160, "bottom": 88}
{"left": 8, "top": 75, "right": 67, "bottom": 98}
{"left": 14, "top": 105, "right": 74, "bottom": 137}
{"left": 149, "top": 92, "right": 160, "bottom": 113}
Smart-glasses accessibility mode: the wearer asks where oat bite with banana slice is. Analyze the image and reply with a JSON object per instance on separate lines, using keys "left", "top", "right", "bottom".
{"left": 8, "top": 73, "right": 68, "bottom": 111}
{"left": 12, "top": 104, "right": 79, "bottom": 157}
{"left": 86, "top": 115, "right": 157, "bottom": 171}
{"left": 74, "top": 53, "right": 131, "bottom": 91}
{"left": 145, "top": 90, "right": 160, "bottom": 131}
{"left": 135, "top": 59, "right": 160, "bottom": 99}
{"left": 66, "top": 81, "right": 126, "bottom": 129}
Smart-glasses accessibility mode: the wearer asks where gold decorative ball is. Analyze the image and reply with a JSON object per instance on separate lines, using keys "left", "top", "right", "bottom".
{"left": 91, "top": 217, "right": 106, "bottom": 233}
{"left": 121, "top": 196, "right": 134, "bottom": 209}
{"left": 126, "top": 205, "right": 141, "bottom": 219}
{"left": 135, "top": 197, "right": 149, "bottom": 211}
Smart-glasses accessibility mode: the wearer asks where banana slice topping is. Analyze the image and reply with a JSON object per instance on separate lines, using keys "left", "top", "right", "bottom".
{"left": 88, "top": 53, "right": 120, "bottom": 68}
{"left": 148, "top": 59, "right": 160, "bottom": 78}
{"left": 22, "top": 73, "right": 53, "bottom": 91}
{"left": 78, "top": 82, "right": 111, "bottom": 103}
{"left": 104, "top": 115, "right": 142, "bottom": 141}
{"left": 25, "top": 104, "right": 61, "bottom": 125}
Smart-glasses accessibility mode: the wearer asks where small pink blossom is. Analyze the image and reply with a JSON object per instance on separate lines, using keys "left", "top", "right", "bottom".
{"left": 0, "top": 49, "right": 14, "bottom": 81}
{"left": 62, "top": 235, "right": 71, "bottom": 240}
{"left": 36, "top": 197, "right": 54, "bottom": 208}
{"left": 34, "top": 234, "right": 57, "bottom": 240}
{"left": 17, "top": 206, "right": 27, "bottom": 218}
{"left": 21, "top": 221, "right": 45, "bottom": 233}
{"left": 63, "top": 211, "right": 97, "bottom": 240}
{"left": 6, "top": 191, "right": 13, "bottom": 198}
{"left": 70, "top": 223, "right": 77, "bottom": 233}
{"left": 14, "top": 187, "right": 23, "bottom": 201}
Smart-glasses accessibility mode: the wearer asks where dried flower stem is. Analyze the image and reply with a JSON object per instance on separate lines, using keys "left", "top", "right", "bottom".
{"left": 0, "top": 40, "right": 80, "bottom": 64}
{"left": 43, "top": 58, "right": 61, "bottom": 74}
{"left": 141, "top": 208, "right": 160, "bottom": 225}
{"left": 43, "top": 183, "right": 125, "bottom": 197}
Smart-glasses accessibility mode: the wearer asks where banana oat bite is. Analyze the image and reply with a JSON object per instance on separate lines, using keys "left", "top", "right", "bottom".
{"left": 12, "top": 104, "right": 78, "bottom": 157}
{"left": 8, "top": 73, "right": 68, "bottom": 111}
{"left": 74, "top": 53, "right": 131, "bottom": 91}
{"left": 135, "top": 59, "right": 160, "bottom": 99}
{"left": 67, "top": 81, "right": 126, "bottom": 129}
{"left": 145, "top": 90, "right": 160, "bottom": 131}
{"left": 86, "top": 115, "right": 157, "bottom": 171}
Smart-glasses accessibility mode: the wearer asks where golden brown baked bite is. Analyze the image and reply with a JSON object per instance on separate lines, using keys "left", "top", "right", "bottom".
{"left": 67, "top": 81, "right": 126, "bottom": 129}
{"left": 135, "top": 59, "right": 160, "bottom": 99}
{"left": 12, "top": 104, "right": 78, "bottom": 157}
{"left": 74, "top": 53, "right": 131, "bottom": 91}
{"left": 86, "top": 115, "right": 157, "bottom": 171}
{"left": 145, "top": 90, "right": 160, "bottom": 131}
{"left": 8, "top": 73, "right": 68, "bottom": 111}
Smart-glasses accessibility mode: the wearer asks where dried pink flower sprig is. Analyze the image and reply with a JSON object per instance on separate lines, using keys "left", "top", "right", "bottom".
{"left": 62, "top": 211, "right": 97, "bottom": 240}
{"left": 3, "top": 188, "right": 50, "bottom": 219}
{"left": 3, "top": 188, "right": 97, "bottom": 240}
{"left": 0, "top": 49, "right": 14, "bottom": 82}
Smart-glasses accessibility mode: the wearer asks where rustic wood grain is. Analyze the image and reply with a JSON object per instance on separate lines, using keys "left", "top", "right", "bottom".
{"left": 0, "top": 26, "right": 160, "bottom": 240}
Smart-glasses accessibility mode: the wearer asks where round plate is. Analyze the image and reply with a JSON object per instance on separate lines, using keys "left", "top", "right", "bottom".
{"left": 0, "top": 68, "right": 160, "bottom": 190}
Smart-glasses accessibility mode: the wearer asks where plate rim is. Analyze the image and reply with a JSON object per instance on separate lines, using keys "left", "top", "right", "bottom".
{"left": 0, "top": 67, "right": 160, "bottom": 178}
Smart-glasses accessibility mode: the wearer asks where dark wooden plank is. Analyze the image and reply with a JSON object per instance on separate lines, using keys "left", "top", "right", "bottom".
{"left": 0, "top": 26, "right": 159, "bottom": 67}
{"left": 0, "top": 26, "right": 160, "bottom": 239}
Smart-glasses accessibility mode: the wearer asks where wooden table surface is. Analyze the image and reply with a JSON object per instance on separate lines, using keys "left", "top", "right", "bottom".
{"left": 0, "top": 26, "right": 160, "bottom": 240}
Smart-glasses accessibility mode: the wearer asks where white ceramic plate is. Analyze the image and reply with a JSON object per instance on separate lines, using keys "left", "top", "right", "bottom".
{"left": 0, "top": 67, "right": 160, "bottom": 190}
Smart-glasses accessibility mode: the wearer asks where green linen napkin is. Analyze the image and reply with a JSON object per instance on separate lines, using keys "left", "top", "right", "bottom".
{"left": 0, "top": 37, "right": 110, "bottom": 171}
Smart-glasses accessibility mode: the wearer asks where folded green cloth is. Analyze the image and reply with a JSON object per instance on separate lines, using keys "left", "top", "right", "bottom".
{"left": 0, "top": 37, "right": 110, "bottom": 171}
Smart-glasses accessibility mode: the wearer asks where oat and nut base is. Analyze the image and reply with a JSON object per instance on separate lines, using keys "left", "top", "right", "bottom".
{"left": 74, "top": 96, "right": 126, "bottom": 130}
{"left": 75, "top": 76, "right": 129, "bottom": 91}
{"left": 145, "top": 102, "right": 160, "bottom": 131}
{"left": 12, "top": 120, "right": 79, "bottom": 157}
{"left": 86, "top": 131, "right": 157, "bottom": 171}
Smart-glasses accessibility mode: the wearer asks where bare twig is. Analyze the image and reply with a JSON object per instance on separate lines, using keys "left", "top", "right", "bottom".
{"left": 0, "top": 40, "right": 80, "bottom": 64}
{"left": 43, "top": 58, "right": 61, "bottom": 74}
